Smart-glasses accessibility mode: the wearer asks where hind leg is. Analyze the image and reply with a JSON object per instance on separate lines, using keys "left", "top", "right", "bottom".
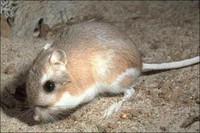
{"left": 102, "top": 68, "right": 140, "bottom": 118}
{"left": 103, "top": 87, "right": 135, "bottom": 118}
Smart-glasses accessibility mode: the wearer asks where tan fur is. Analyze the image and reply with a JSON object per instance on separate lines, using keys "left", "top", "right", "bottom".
{"left": 105, "top": 54, "right": 140, "bottom": 84}
{"left": 56, "top": 48, "right": 105, "bottom": 98}
{"left": 53, "top": 22, "right": 142, "bottom": 101}
{"left": 27, "top": 21, "right": 142, "bottom": 108}
{"left": 118, "top": 75, "right": 135, "bottom": 89}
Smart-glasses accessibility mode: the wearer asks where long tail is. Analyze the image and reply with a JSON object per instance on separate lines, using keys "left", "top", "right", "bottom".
{"left": 142, "top": 56, "right": 200, "bottom": 72}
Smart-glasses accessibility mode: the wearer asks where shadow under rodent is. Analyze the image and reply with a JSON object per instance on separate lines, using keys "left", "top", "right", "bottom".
{"left": 0, "top": 76, "right": 112, "bottom": 125}
{"left": 1, "top": 83, "right": 86, "bottom": 125}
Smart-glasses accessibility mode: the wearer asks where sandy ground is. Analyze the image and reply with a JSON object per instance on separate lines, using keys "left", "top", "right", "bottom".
{"left": 1, "top": 1, "right": 199, "bottom": 132}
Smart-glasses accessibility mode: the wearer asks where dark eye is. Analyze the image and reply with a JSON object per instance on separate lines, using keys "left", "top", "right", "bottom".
{"left": 43, "top": 80, "right": 55, "bottom": 92}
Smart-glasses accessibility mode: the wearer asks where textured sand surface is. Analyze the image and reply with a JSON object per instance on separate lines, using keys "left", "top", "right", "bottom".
{"left": 1, "top": 1, "right": 199, "bottom": 132}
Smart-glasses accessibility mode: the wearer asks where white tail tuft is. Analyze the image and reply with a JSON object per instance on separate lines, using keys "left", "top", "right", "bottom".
{"left": 142, "top": 56, "right": 200, "bottom": 72}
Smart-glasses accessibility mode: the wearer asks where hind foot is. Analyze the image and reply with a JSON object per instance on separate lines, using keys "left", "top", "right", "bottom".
{"left": 103, "top": 87, "right": 135, "bottom": 118}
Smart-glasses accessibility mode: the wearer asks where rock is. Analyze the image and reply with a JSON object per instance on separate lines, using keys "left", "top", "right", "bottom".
{"left": 120, "top": 112, "right": 127, "bottom": 119}
{"left": 130, "top": 109, "right": 142, "bottom": 117}
{"left": 107, "top": 122, "right": 118, "bottom": 129}
{"left": 180, "top": 115, "right": 200, "bottom": 128}
{"left": 183, "top": 97, "right": 193, "bottom": 104}
{"left": 1, "top": 15, "right": 12, "bottom": 37}
{"left": 159, "top": 126, "right": 167, "bottom": 131}
{"left": 195, "top": 96, "right": 200, "bottom": 104}
{"left": 12, "top": 1, "right": 95, "bottom": 37}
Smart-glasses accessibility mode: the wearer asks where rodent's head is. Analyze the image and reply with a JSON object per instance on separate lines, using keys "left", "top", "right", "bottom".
{"left": 26, "top": 45, "right": 70, "bottom": 122}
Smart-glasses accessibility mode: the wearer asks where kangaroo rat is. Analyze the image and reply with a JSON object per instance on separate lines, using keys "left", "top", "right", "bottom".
{"left": 26, "top": 21, "right": 199, "bottom": 122}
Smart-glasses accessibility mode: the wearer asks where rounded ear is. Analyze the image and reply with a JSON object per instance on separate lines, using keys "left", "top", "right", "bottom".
{"left": 49, "top": 49, "right": 67, "bottom": 66}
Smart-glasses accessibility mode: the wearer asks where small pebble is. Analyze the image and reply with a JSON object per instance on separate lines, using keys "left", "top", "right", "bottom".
{"left": 4, "top": 64, "right": 16, "bottom": 74}
{"left": 107, "top": 122, "right": 118, "bottom": 129}
{"left": 160, "top": 126, "right": 167, "bottom": 131}
{"left": 130, "top": 109, "right": 142, "bottom": 117}
{"left": 120, "top": 112, "right": 127, "bottom": 119}
{"left": 195, "top": 96, "right": 200, "bottom": 104}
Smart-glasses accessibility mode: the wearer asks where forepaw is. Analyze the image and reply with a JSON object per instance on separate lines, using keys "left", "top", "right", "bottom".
{"left": 103, "top": 101, "right": 122, "bottom": 118}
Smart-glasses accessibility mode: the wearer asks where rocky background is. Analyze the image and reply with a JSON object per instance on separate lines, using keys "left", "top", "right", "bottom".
{"left": 1, "top": 1, "right": 199, "bottom": 132}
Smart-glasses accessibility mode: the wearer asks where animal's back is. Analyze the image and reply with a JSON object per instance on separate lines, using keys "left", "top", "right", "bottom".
{"left": 53, "top": 22, "right": 142, "bottom": 93}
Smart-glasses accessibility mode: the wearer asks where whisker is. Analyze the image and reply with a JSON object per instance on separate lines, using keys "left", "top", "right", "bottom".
{"left": 45, "top": 112, "right": 55, "bottom": 123}
{"left": 51, "top": 113, "right": 59, "bottom": 121}
{"left": 21, "top": 108, "right": 33, "bottom": 116}
{"left": 49, "top": 114, "right": 56, "bottom": 123}
{"left": 59, "top": 111, "right": 67, "bottom": 115}
{"left": 41, "top": 111, "right": 48, "bottom": 123}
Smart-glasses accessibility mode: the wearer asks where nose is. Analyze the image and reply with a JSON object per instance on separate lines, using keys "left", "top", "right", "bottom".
{"left": 34, "top": 114, "right": 41, "bottom": 121}
{"left": 33, "top": 105, "right": 48, "bottom": 121}
{"left": 34, "top": 107, "right": 41, "bottom": 121}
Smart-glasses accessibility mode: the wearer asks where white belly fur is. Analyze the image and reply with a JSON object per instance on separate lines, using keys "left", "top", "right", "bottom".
{"left": 53, "top": 67, "right": 140, "bottom": 110}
